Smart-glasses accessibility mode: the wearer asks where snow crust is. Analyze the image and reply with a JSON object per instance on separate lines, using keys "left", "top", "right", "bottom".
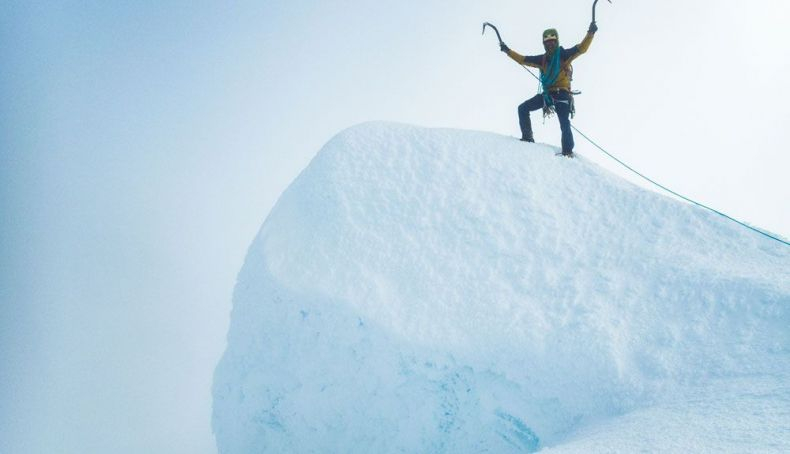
{"left": 213, "top": 122, "right": 790, "bottom": 453}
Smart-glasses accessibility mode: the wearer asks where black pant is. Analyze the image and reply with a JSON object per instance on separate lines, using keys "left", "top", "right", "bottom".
{"left": 518, "top": 91, "right": 574, "bottom": 153}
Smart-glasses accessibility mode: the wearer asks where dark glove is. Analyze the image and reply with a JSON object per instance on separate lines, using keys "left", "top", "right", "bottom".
{"left": 588, "top": 21, "right": 598, "bottom": 34}
{"left": 500, "top": 42, "right": 510, "bottom": 53}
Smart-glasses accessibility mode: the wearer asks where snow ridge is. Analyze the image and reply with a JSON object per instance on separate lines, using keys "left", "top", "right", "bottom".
{"left": 213, "top": 122, "right": 789, "bottom": 453}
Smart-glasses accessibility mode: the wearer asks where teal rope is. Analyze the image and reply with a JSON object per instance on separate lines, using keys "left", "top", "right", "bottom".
{"left": 570, "top": 125, "right": 790, "bottom": 247}
{"left": 513, "top": 60, "right": 788, "bottom": 247}
{"left": 540, "top": 48, "right": 562, "bottom": 107}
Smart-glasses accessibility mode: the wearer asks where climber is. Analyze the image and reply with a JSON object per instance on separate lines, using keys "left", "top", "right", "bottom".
{"left": 499, "top": 23, "right": 598, "bottom": 157}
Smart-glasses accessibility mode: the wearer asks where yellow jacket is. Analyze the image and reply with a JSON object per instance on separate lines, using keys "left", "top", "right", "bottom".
{"left": 506, "top": 31, "right": 595, "bottom": 91}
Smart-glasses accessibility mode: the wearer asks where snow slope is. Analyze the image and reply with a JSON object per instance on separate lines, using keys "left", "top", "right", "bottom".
{"left": 213, "top": 122, "right": 790, "bottom": 453}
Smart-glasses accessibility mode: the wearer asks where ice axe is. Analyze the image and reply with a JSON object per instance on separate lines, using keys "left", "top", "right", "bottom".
{"left": 592, "top": 0, "right": 612, "bottom": 24}
{"left": 482, "top": 22, "right": 543, "bottom": 83}
{"left": 482, "top": 22, "right": 504, "bottom": 47}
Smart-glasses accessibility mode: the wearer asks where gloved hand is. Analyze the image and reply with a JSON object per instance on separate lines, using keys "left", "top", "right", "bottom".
{"left": 500, "top": 42, "right": 510, "bottom": 53}
{"left": 588, "top": 21, "right": 598, "bottom": 34}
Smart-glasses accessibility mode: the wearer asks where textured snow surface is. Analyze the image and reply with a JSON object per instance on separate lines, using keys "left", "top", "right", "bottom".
{"left": 213, "top": 122, "right": 790, "bottom": 453}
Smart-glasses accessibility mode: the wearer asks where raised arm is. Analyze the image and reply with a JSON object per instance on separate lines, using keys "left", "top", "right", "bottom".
{"left": 561, "top": 22, "right": 597, "bottom": 62}
{"left": 500, "top": 43, "right": 544, "bottom": 69}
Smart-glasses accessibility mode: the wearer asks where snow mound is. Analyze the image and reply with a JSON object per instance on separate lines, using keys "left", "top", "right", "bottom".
{"left": 213, "top": 122, "right": 790, "bottom": 453}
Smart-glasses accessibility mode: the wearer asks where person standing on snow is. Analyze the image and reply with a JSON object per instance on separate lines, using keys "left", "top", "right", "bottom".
{"left": 499, "top": 22, "right": 598, "bottom": 157}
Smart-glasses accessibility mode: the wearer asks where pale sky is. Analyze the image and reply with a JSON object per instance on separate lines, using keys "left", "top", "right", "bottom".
{"left": 2, "top": 1, "right": 789, "bottom": 453}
